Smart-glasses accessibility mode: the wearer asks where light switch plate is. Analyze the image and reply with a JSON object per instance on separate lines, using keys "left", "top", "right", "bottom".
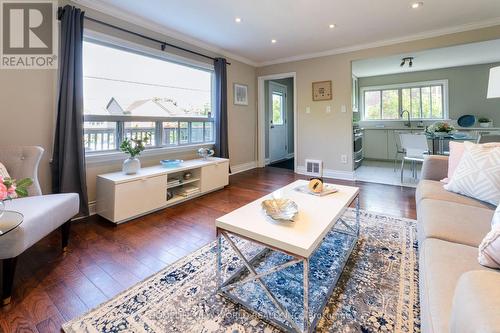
{"left": 326, "top": 105, "right": 332, "bottom": 113}
{"left": 306, "top": 106, "right": 311, "bottom": 114}
{"left": 341, "top": 105, "right": 347, "bottom": 113}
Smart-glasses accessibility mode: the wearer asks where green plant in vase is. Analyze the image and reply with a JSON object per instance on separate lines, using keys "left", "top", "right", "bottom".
{"left": 120, "top": 135, "right": 149, "bottom": 174}
{"left": 478, "top": 117, "right": 492, "bottom": 128}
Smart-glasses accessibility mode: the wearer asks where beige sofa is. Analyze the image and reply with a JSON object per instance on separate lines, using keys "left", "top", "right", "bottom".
{"left": 417, "top": 155, "right": 500, "bottom": 333}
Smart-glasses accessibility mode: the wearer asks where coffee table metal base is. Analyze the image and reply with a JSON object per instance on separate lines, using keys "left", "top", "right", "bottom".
{"left": 216, "top": 197, "right": 360, "bottom": 333}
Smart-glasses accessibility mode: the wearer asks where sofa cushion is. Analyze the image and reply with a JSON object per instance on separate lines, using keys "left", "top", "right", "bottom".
{"left": 419, "top": 238, "right": 494, "bottom": 333}
{"left": 417, "top": 198, "right": 494, "bottom": 247}
{"left": 443, "top": 141, "right": 500, "bottom": 205}
{"left": 0, "top": 193, "right": 79, "bottom": 259}
{"left": 450, "top": 270, "right": 500, "bottom": 333}
{"left": 416, "top": 180, "right": 493, "bottom": 209}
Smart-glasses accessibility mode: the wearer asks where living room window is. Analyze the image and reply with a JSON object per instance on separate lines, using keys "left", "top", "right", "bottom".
{"left": 361, "top": 80, "right": 448, "bottom": 121}
{"left": 82, "top": 40, "right": 215, "bottom": 154}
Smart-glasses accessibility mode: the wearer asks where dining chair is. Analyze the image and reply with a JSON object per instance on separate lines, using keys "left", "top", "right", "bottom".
{"left": 399, "top": 133, "right": 430, "bottom": 182}
{"left": 393, "top": 130, "right": 409, "bottom": 171}
{"left": 477, "top": 132, "right": 500, "bottom": 143}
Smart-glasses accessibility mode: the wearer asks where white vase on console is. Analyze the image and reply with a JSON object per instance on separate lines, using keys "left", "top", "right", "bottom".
{"left": 123, "top": 157, "right": 141, "bottom": 175}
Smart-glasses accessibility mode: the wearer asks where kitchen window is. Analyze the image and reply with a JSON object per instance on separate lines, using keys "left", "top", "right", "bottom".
{"left": 82, "top": 39, "right": 215, "bottom": 154}
{"left": 361, "top": 80, "right": 448, "bottom": 121}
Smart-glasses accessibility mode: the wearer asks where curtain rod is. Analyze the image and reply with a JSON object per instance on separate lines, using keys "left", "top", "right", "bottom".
{"left": 57, "top": 6, "right": 230, "bottom": 65}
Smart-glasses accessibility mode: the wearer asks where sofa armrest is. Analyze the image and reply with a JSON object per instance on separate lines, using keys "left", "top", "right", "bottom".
{"left": 420, "top": 155, "right": 449, "bottom": 181}
{"left": 450, "top": 270, "right": 500, "bottom": 333}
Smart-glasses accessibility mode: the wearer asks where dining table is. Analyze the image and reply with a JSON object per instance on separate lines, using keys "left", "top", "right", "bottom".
{"left": 426, "top": 131, "right": 478, "bottom": 155}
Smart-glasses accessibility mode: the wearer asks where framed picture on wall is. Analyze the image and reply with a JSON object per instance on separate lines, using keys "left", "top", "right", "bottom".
{"left": 234, "top": 83, "right": 248, "bottom": 105}
{"left": 312, "top": 80, "right": 332, "bottom": 101}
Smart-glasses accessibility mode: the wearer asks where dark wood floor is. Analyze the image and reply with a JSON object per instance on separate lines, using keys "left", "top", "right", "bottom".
{"left": 0, "top": 167, "right": 416, "bottom": 333}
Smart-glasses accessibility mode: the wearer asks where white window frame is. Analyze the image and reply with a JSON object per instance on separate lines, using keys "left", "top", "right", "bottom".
{"left": 82, "top": 30, "right": 216, "bottom": 164}
{"left": 360, "top": 79, "right": 449, "bottom": 121}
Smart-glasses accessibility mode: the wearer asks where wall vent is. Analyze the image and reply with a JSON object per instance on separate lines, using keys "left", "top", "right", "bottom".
{"left": 305, "top": 159, "right": 323, "bottom": 177}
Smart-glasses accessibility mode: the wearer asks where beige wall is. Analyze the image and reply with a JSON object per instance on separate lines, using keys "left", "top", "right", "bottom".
{"left": 257, "top": 25, "right": 500, "bottom": 174}
{"left": 0, "top": 70, "right": 57, "bottom": 193}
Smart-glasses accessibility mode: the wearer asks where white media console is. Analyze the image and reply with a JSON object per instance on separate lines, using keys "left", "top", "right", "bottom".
{"left": 96, "top": 157, "right": 229, "bottom": 224}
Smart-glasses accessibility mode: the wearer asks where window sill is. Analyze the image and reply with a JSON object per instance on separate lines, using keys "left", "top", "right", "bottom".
{"left": 85, "top": 143, "right": 215, "bottom": 165}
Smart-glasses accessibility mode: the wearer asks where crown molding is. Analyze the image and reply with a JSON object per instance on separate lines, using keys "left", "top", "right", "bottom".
{"left": 256, "top": 17, "right": 500, "bottom": 67}
{"left": 72, "top": 0, "right": 259, "bottom": 67}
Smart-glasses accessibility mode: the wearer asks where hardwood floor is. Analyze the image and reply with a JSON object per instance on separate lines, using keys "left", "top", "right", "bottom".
{"left": 0, "top": 167, "right": 416, "bottom": 333}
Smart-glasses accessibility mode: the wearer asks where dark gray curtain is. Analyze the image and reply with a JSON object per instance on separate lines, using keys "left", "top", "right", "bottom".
{"left": 214, "top": 58, "right": 230, "bottom": 161}
{"left": 52, "top": 5, "right": 88, "bottom": 215}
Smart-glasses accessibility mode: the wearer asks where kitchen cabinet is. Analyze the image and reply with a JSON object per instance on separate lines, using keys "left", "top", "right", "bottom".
{"left": 364, "top": 130, "right": 389, "bottom": 159}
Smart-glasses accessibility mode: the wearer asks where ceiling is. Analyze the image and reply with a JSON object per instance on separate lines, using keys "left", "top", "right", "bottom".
{"left": 76, "top": 0, "right": 500, "bottom": 66}
{"left": 352, "top": 39, "right": 500, "bottom": 77}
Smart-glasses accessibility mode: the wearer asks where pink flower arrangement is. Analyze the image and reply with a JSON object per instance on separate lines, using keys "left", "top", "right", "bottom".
{"left": 0, "top": 176, "right": 32, "bottom": 201}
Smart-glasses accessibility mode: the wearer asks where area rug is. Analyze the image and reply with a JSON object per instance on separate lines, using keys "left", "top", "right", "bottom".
{"left": 63, "top": 209, "right": 420, "bottom": 333}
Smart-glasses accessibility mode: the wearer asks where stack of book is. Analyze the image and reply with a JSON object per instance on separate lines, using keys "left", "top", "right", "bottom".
{"left": 179, "top": 185, "right": 200, "bottom": 197}
{"left": 167, "top": 178, "right": 181, "bottom": 188}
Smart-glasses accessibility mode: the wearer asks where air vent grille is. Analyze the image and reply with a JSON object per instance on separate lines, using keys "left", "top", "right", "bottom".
{"left": 305, "top": 159, "right": 323, "bottom": 177}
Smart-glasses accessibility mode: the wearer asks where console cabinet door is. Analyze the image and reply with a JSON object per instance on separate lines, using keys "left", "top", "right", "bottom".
{"left": 201, "top": 162, "right": 229, "bottom": 193}
{"left": 114, "top": 174, "right": 167, "bottom": 222}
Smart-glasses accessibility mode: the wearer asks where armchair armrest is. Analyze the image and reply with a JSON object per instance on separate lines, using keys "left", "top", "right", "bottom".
{"left": 420, "top": 155, "right": 449, "bottom": 181}
{"left": 0, "top": 146, "right": 44, "bottom": 196}
{"left": 450, "top": 270, "right": 500, "bottom": 333}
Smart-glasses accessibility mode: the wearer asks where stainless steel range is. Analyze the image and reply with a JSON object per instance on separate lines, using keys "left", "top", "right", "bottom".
{"left": 353, "top": 124, "right": 364, "bottom": 169}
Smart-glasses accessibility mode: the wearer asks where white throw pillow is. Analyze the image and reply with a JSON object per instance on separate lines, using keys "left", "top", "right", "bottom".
{"left": 0, "top": 162, "right": 9, "bottom": 179}
{"left": 443, "top": 142, "right": 500, "bottom": 205}
{"left": 478, "top": 204, "right": 500, "bottom": 269}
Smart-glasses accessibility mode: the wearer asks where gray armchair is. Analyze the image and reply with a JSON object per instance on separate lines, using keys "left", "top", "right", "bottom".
{"left": 0, "top": 146, "right": 79, "bottom": 306}
{"left": 0, "top": 146, "right": 43, "bottom": 196}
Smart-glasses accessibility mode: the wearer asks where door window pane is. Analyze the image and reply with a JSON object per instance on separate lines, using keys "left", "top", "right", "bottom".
{"left": 83, "top": 121, "right": 117, "bottom": 152}
{"left": 272, "top": 93, "right": 284, "bottom": 125}
{"left": 364, "top": 91, "right": 381, "bottom": 120}
{"left": 124, "top": 122, "right": 156, "bottom": 146}
{"left": 163, "top": 122, "right": 178, "bottom": 146}
{"left": 381, "top": 90, "right": 399, "bottom": 119}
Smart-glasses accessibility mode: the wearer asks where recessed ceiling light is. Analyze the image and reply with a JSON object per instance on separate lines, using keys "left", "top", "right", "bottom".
{"left": 271, "top": 39, "right": 277, "bottom": 44}
{"left": 411, "top": 2, "right": 423, "bottom": 9}
{"left": 235, "top": 17, "right": 242, "bottom": 23}
{"left": 329, "top": 24, "right": 336, "bottom": 29}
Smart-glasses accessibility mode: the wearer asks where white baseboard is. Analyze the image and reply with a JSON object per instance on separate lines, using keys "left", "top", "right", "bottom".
{"left": 230, "top": 161, "right": 258, "bottom": 175}
{"left": 88, "top": 200, "right": 97, "bottom": 216}
{"left": 296, "top": 166, "right": 355, "bottom": 180}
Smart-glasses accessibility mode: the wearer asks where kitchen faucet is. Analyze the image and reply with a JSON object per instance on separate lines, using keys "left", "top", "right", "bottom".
{"left": 400, "top": 110, "right": 411, "bottom": 128}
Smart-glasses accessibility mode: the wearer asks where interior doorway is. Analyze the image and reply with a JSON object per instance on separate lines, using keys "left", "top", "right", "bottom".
{"left": 263, "top": 77, "right": 295, "bottom": 170}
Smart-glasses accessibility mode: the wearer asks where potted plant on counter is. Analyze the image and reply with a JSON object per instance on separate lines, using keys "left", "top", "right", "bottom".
{"left": 478, "top": 117, "right": 493, "bottom": 128}
{"left": 426, "top": 121, "right": 455, "bottom": 136}
{"left": 120, "top": 135, "right": 149, "bottom": 175}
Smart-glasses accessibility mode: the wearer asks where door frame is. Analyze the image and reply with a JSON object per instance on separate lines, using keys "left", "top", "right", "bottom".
{"left": 257, "top": 72, "right": 297, "bottom": 171}
{"left": 268, "top": 81, "right": 289, "bottom": 163}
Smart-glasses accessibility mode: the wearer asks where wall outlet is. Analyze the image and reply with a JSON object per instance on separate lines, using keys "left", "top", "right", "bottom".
{"left": 341, "top": 154, "right": 348, "bottom": 164}
{"left": 326, "top": 105, "right": 332, "bottom": 113}
{"left": 341, "top": 105, "right": 347, "bottom": 113}
{"left": 305, "top": 106, "right": 311, "bottom": 114}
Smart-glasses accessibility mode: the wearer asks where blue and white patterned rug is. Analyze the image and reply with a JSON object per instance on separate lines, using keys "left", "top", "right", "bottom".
{"left": 63, "top": 209, "right": 419, "bottom": 333}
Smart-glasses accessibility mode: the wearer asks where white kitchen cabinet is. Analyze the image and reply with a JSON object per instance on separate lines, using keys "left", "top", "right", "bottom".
{"left": 364, "top": 130, "right": 389, "bottom": 160}
{"left": 96, "top": 158, "right": 229, "bottom": 224}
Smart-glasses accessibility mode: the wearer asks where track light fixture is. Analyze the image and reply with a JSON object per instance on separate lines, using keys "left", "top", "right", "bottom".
{"left": 400, "top": 57, "right": 414, "bottom": 68}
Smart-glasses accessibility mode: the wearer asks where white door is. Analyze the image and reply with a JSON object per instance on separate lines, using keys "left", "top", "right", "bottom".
{"left": 269, "top": 82, "right": 288, "bottom": 163}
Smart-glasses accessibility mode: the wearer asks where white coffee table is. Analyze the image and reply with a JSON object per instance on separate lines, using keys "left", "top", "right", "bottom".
{"left": 215, "top": 180, "right": 360, "bottom": 333}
